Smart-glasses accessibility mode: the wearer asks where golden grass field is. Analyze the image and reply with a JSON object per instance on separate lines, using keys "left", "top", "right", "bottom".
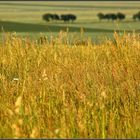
{"left": 0, "top": 32, "right": 140, "bottom": 138}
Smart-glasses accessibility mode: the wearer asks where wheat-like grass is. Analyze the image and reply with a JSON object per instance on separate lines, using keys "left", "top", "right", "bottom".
{"left": 0, "top": 32, "right": 140, "bottom": 138}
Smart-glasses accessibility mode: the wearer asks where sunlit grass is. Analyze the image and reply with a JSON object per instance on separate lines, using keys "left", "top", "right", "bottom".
{"left": 0, "top": 32, "right": 140, "bottom": 138}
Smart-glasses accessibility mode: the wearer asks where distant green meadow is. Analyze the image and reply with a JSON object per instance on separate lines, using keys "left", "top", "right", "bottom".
{"left": 0, "top": 1, "right": 140, "bottom": 41}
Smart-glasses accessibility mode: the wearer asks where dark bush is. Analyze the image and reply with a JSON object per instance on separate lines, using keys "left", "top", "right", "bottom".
{"left": 97, "top": 13, "right": 105, "bottom": 20}
{"left": 61, "top": 14, "right": 77, "bottom": 22}
{"left": 42, "top": 13, "right": 53, "bottom": 22}
{"left": 61, "top": 15, "right": 70, "bottom": 22}
{"left": 117, "top": 12, "right": 125, "bottom": 21}
{"left": 103, "top": 13, "right": 117, "bottom": 21}
{"left": 42, "top": 13, "right": 60, "bottom": 22}
{"left": 110, "top": 14, "right": 118, "bottom": 21}
{"left": 104, "top": 14, "right": 111, "bottom": 21}
{"left": 97, "top": 12, "right": 125, "bottom": 21}
{"left": 67, "top": 14, "right": 77, "bottom": 22}
{"left": 52, "top": 14, "right": 60, "bottom": 21}
{"left": 133, "top": 11, "right": 140, "bottom": 21}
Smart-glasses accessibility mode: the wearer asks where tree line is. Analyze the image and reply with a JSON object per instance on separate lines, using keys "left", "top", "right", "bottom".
{"left": 42, "top": 11, "right": 140, "bottom": 23}
{"left": 97, "top": 11, "right": 140, "bottom": 21}
{"left": 97, "top": 12, "right": 125, "bottom": 21}
{"left": 43, "top": 13, "right": 77, "bottom": 22}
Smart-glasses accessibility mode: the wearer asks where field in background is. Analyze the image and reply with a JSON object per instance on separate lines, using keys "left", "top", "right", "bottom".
{"left": 0, "top": 32, "right": 140, "bottom": 138}
{"left": 0, "top": 1, "right": 140, "bottom": 40}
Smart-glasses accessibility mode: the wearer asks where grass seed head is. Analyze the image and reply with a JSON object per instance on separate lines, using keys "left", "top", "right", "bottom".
{"left": 30, "top": 128, "right": 39, "bottom": 138}
{"left": 101, "top": 91, "right": 107, "bottom": 99}
{"left": 15, "top": 96, "right": 22, "bottom": 108}
{"left": 12, "top": 124, "right": 21, "bottom": 138}
{"left": 15, "top": 96, "right": 22, "bottom": 114}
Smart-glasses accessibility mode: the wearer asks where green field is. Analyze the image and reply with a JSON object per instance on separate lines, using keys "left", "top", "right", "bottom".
{"left": 0, "top": 1, "right": 140, "bottom": 40}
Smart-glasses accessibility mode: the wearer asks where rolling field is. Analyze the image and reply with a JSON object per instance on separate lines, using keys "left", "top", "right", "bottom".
{"left": 0, "top": 1, "right": 140, "bottom": 40}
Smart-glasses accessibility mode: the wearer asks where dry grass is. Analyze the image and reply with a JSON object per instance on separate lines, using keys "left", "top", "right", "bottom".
{"left": 0, "top": 32, "right": 140, "bottom": 138}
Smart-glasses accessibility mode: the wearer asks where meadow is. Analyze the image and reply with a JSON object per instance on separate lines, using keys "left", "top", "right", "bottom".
{"left": 0, "top": 31, "right": 140, "bottom": 138}
{"left": 0, "top": 1, "right": 140, "bottom": 40}
{"left": 0, "top": 1, "right": 140, "bottom": 138}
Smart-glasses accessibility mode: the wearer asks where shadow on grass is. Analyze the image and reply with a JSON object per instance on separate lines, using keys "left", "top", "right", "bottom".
{"left": 0, "top": 20, "right": 137, "bottom": 33}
